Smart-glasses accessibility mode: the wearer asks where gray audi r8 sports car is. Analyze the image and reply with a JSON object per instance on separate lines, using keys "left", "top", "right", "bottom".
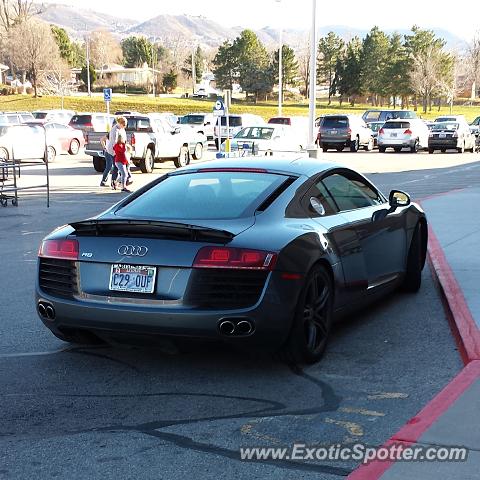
{"left": 36, "top": 157, "right": 427, "bottom": 363}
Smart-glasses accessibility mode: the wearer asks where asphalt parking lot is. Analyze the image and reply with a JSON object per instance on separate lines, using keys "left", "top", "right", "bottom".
{"left": 2, "top": 149, "right": 479, "bottom": 479}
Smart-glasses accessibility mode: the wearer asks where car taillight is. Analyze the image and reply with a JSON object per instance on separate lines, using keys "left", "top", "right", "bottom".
{"left": 347, "top": 128, "right": 352, "bottom": 135}
{"left": 39, "top": 239, "right": 79, "bottom": 260}
{"left": 404, "top": 129, "right": 413, "bottom": 135}
{"left": 130, "top": 133, "right": 136, "bottom": 145}
{"left": 379, "top": 128, "right": 384, "bottom": 135}
{"left": 193, "top": 246, "right": 277, "bottom": 270}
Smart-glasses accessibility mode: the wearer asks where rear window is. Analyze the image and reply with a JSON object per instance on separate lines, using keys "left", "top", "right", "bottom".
{"left": 322, "top": 117, "right": 348, "bottom": 129}
{"left": 383, "top": 121, "right": 410, "bottom": 129}
{"left": 235, "top": 127, "right": 274, "bottom": 140}
{"left": 432, "top": 122, "right": 459, "bottom": 130}
{"left": 268, "top": 118, "right": 290, "bottom": 125}
{"left": 220, "top": 116, "right": 242, "bottom": 127}
{"left": 70, "top": 115, "right": 92, "bottom": 125}
{"left": 117, "top": 171, "right": 287, "bottom": 220}
{"left": 33, "top": 112, "right": 47, "bottom": 119}
{"left": 125, "top": 118, "right": 152, "bottom": 132}
{"left": 180, "top": 115, "right": 205, "bottom": 125}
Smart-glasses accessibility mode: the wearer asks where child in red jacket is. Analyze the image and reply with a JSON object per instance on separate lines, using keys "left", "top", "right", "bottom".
{"left": 113, "top": 136, "right": 130, "bottom": 192}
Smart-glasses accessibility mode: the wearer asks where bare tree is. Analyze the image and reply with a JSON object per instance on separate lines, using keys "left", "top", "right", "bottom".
{"left": 88, "top": 29, "right": 122, "bottom": 70}
{"left": 467, "top": 32, "right": 480, "bottom": 98}
{"left": 296, "top": 38, "right": 310, "bottom": 98}
{"left": 39, "top": 60, "right": 72, "bottom": 106}
{"left": 410, "top": 45, "right": 445, "bottom": 113}
{"left": 0, "top": 0, "right": 42, "bottom": 32}
{"left": 7, "top": 18, "right": 60, "bottom": 96}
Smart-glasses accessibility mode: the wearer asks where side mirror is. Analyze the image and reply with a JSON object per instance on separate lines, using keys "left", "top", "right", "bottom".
{"left": 389, "top": 190, "right": 410, "bottom": 209}
{"left": 309, "top": 197, "right": 326, "bottom": 216}
{"left": 172, "top": 127, "right": 181, "bottom": 135}
{"left": 204, "top": 121, "right": 211, "bottom": 126}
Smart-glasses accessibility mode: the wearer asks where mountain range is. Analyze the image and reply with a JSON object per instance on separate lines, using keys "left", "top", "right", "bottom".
{"left": 38, "top": 3, "right": 467, "bottom": 51}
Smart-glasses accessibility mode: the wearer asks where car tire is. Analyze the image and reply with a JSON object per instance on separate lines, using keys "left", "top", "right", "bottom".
{"left": 441, "top": 148, "right": 446, "bottom": 153}
{"left": 394, "top": 147, "right": 402, "bottom": 153}
{"left": 379, "top": 146, "right": 386, "bottom": 153}
{"left": 278, "top": 264, "right": 334, "bottom": 364}
{"left": 93, "top": 156, "right": 105, "bottom": 172}
{"left": 46, "top": 146, "right": 56, "bottom": 163}
{"left": 68, "top": 139, "right": 80, "bottom": 155}
{"left": 335, "top": 146, "right": 343, "bottom": 152}
{"left": 457, "top": 142, "right": 465, "bottom": 154}
{"left": 0, "top": 147, "right": 9, "bottom": 160}
{"left": 174, "top": 146, "right": 190, "bottom": 168}
{"left": 365, "top": 137, "right": 374, "bottom": 151}
{"left": 410, "top": 139, "right": 419, "bottom": 153}
{"left": 350, "top": 136, "right": 359, "bottom": 152}
{"left": 192, "top": 142, "right": 203, "bottom": 160}
{"left": 402, "top": 222, "right": 425, "bottom": 293}
{"left": 428, "top": 148, "right": 434, "bottom": 154}
{"left": 214, "top": 139, "right": 219, "bottom": 150}
{"left": 139, "top": 148, "right": 154, "bottom": 173}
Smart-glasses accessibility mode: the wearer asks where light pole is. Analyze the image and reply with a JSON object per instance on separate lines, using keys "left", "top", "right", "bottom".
{"left": 308, "top": 0, "right": 317, "bottom": 146}
{"left": 151, "top": 37, "right": 156, "bottom": 97}
{"left": 85, "top": 35, "right": 91, "bottom": 97}
{"left": 275, "top": 0, "right": 283, "bottom": 116}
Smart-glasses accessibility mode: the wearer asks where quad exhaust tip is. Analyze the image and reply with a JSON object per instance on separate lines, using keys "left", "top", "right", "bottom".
{"left": 218, "top": 319, "right": 254, "bottom": 336}
{"left": 38, "top": 302, "right": 55, "bottom": 321}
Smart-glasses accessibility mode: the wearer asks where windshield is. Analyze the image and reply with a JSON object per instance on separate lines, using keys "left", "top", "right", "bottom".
{"left": 117, "top": 171, "right": 286, "bottom": 220}
{"left": 70, "top": 115, "right": 92, "bottom": 125}
{"left": 369, "top": 123, "right": 383, "bottom": 132}
{"left": 220, "top": 116, "right": 242, "bottom": 127}
{"left": 432, "top": 122, "right": 459, "bottom": 130}
{"left": 383, "top": 121, "right": 411, "bottom": 129}
{"left": 32, "top": 112, "right": 47, "bottom": 119}
{"left": 235, "top": 127, "right": 275, "bottom": 140}
{"left": 180, "top": 115, "right": 205, "bottom": 125}
{"left": 390, "top": 111, "right": 416, "bottom": 119}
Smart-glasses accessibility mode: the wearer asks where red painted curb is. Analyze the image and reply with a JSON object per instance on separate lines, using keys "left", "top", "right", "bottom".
{"left": 348, "top": 212, "right": 480, "bottom": 479}
{"left": 427, "top": 225, "right": 480, "bottom": 363}
{"left": 347, "top": 361, "right": 480, "bottom": 479}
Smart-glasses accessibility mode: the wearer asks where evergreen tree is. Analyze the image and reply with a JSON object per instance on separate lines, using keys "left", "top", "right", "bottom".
{"left": 317, "top": 32, "right": 345, "bottom": 104}
{"left": 271, "top": 44, "right": 299, "bottom": 87}
{"left": 336, "top": 37, "right": 363, "bottom": 106}
{"left": 182, "top": 46, "right": 204, "bottom": 84}
{"left": 213, "top": 40, "right": 237, "bottom": 90}
{"left": 51, "top": 25, "right": 74, "bottom": 66}
{"left": 360, "top": 26, "right": 390, "bottom": 105}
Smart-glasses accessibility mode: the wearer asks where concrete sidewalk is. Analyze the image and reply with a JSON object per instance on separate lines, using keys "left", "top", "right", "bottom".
{"left": 348, "top": 186, "right": 480, "bottom": 480}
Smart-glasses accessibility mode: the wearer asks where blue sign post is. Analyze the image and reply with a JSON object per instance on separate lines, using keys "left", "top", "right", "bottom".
{"left": 213, "top": 98, "right": 230, "bottom": 154}
{"left": 103, "top": 88, "right": 112, "bottom": 123}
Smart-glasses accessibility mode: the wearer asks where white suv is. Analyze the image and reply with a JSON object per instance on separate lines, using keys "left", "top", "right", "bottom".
{"left": 377, "top": 118, "right": 429, "bottom": 153}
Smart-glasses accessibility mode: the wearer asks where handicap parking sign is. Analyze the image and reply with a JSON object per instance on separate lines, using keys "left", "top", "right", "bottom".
{"left": 103, "top": 88, "right": 112, "bottom": 102}
{"left": 213, "top": 98, "right": 225, "bottom": 116}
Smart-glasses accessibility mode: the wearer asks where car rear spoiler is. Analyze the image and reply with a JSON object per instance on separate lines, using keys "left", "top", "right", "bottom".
{"left": 69, "top": 219, "right": 235, "bottom": 243}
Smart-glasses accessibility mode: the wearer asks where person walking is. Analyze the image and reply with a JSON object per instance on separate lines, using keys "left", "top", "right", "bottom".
{"left": 113, "top": 132, "right": 131, "bottom": 193}
{"left": 100, "top": 116, "right": 127, "bottom": 187}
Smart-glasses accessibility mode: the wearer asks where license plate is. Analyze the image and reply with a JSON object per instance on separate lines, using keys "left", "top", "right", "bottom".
{"left": 330, "top": 130, "right": 337, "bottom": 134}
{"left": 109, "top": 264, "right": 156, "bottom": 294}
{"left": 439, "top": 133, "right": 446, "bottom": 138}
{"left": 391, "top": 133, "right": 397, "bottom": 137}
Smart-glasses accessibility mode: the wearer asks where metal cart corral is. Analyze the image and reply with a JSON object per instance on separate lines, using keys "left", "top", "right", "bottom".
{"left": 0, "top": 124, "right": 50, "bottom": 207}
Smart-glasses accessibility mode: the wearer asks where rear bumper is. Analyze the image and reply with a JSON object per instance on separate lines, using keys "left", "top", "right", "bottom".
{"left": 377, "top": 137, "right": 415, "bottom": 148}
{"left": 428, "top": 139, "right": 460, "bottom": 149}
{"left": 35, "top": 277, "right": 299, "bottom": 349}
{"left": 85, "top": 149, "right": 104, "bottom": 158}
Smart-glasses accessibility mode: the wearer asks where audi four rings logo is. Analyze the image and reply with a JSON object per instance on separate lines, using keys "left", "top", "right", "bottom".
{"left": 118, "top": 245, "right": 149, "bottom": 257}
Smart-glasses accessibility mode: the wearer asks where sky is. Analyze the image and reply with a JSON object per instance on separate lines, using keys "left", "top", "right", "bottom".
{"left": 43, "top": 0, "right": 479, "bottom": 40}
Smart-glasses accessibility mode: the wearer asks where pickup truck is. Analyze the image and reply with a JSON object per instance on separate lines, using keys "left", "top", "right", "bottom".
{"left": 85, "top": 113, "right": 207, "bottom": 173}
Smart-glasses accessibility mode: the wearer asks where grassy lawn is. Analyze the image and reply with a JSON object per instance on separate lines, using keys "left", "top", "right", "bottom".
{"left": 0, "top": 94, "right": 479, "bottom": 121}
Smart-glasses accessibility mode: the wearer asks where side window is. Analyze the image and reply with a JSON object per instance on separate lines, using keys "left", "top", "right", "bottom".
{"left": 7, "top": 114, "right": 19, "bottom": 124}
{"left": 365, "top": 111, "right": 380, "bottom": 122}
{"left": 322, "top": 172, "right": 383, "bottom": 211}
{"left": 21, "top": 114, "right": 32, "bottom": 122}
{"left": 137, "top": 119, "right": 152, "bottom": 132}
{"left": 302, "top": 180, "right": 338, "bottom": 217}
